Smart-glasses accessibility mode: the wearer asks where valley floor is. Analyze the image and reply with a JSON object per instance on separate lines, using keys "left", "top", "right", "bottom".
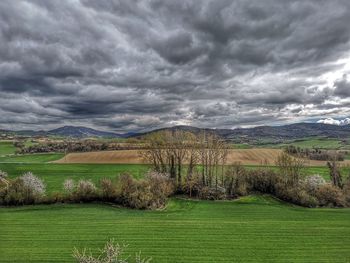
{"left": 1, "top": 196, "right": 350, "bottom": 263}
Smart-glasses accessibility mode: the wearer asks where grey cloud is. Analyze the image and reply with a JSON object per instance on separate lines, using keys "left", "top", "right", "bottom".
{"left": 0, "top": 0, "right": 350, "bottom": 131}
{"left": 334, "top": 75, "right": 350, "bottom": 97}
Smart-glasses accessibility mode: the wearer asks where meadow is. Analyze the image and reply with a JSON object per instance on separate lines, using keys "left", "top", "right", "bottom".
{"left": 260, "top": 138, "right": 346, "bottom": 150}
{"left": 1, "top": 195, "right": 349, "bottom": 263}
{"left": 0, "top": 162, "right": 148, "bottom": 193}
{"left": 0, "top": 141, "right": 17, "bottom": 156}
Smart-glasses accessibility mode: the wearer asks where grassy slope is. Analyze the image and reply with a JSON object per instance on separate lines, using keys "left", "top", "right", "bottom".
{"left": 0, "top": 196, "right": 349, "bottom": 263}
{"left": 0, "top": 141, "right": 17, "bottom": 156}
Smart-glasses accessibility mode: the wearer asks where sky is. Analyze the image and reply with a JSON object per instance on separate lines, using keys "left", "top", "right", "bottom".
{"left": 0, "top": 0, "right": 350, "bottom": 132}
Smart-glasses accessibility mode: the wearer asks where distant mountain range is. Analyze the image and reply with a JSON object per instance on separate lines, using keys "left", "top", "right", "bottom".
{"left": 0, "top": 126, "right": 122, "bottom": 138}
{"left": 1, "top": 123, "right": 350, "bottom": 141}
{"left": 135, "top": 123, "right": 350, "bottom": 142}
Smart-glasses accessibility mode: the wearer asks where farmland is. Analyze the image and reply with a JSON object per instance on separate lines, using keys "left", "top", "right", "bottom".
{"left": 0, "top": 141, "right": 17, "bottom": 156}
{"left": 1, "top": 195, "right": 350, "bottom": 263}
{"left": 0, "top": 162, "right": 148, "bottom": 193}
{"left": 0, "top": 153, "right": 64, "bottom": 163}
{"left": 54, "top": 148, "right": 350, "bottom": 166}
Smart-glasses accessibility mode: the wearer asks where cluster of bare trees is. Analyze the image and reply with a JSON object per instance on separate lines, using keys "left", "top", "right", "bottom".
{"left": 141, "top": 130, "right": 228, "bottom": 191}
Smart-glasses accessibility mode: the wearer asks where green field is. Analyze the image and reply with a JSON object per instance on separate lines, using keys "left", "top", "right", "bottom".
{"left": 0, "top": 160, "right": 335, "bottom": 194}
{"left": 259, "top": 138, "right": 344, "bottom": 150}
{"left": 0, "top": 163, "right": 148, "bottom": 193}
{"left": 0, "top": 153, "right": 349, "bottom": 262}
{"left": 0, "top": 152, "right": 339, "bottom": 194}
{"left": 0, "top": 195, "right": 349, "bottom": 263}
{"left": 288, "top": 138, "right": 343, "bottom": 149}
{"left": 0, "top": 141, "right": 17, "bottom": 156}
{"left": 0, "top": 153, "right": 64, "bottom": 163}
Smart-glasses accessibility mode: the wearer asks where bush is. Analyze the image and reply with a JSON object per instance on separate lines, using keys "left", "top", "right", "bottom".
{"left": 73, "top": 239, "right": 151, "bottom": 263}
{"left": 63, "top": 179, "right": 75, "bottom": 193}
{"left": 145, "top": 171, "right": 175, "bottom": 205}
{"left": 315, "top": 184, "right": 346, "bottom": 207}
{"left": 304, "top": 175, "right": 326, "bottom": 194}
{"left": 73, "top": 180, "right": 97, "bottom": 202}
{"left": 117, "top": 172, "right": 174, "bottom": 209}
{"left": 0, "top": 170, "right": 9, "bottom": 188}
{"left": 100, "top": 178, "right": 117, "bottom": 201}
{"left": 343, "top": 178, "right": 350, "bottom": 206}
{"left": 275, "top": 184, "right": 318, "bottom": 207}
{"left": 21, "top": 172, "right": 46, "bottom": 195}
{"left": 0, "top": 173, "right": 46, "bottom": 205}
{"left": 198, "top": 186, "right": 226, "bottom": 200}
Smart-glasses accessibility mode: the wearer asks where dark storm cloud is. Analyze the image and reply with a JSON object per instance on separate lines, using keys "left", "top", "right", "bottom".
{"left": 334, "top": 74, "right": 350, "bottom": 97}
{"left": 0, "top": 0, "right": 350, "bottom": 131}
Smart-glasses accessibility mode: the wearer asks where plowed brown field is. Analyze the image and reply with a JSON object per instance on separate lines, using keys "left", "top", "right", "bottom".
{"left": 53, "top": 149, "right": 343, "bottom": 166}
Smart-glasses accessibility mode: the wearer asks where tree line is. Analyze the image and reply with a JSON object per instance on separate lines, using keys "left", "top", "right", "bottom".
{"left": 1, "top": 130, "right": 350, "bottom": 209}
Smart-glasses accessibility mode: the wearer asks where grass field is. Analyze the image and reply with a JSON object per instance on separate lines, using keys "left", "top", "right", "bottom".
{"left": 0, "top": 195, "right": 349, "bottom": 263}
{"left": 0, "top": 151, "right": 342, "bottom": 194}
{"left": 261, "top": 138, "right": 345, "bottom": 150}
{"left": 0, "top": 163, "right": 148, "bottom": 193}
{"left": 0, "top": 153, "right": 64, "bottom": 163}
{"left": 0, "top": 162, "right": 343, "bottom": 194}
{"left": 0, "top": 141, "right": 17, "bottom": 156}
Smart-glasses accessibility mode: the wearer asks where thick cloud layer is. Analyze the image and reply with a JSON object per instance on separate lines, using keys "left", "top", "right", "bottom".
{"left": 1, "top": 0, "right": 350, "bottom": 131}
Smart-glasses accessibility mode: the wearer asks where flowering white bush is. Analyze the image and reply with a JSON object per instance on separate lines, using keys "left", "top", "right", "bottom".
{"left": 304, "top": 174, "right": 326, "bottom": 193}
{"left": 77, "top": 180, "right": 96, "bottom": 192}
{"left": 73, "top": 239, "right": 151, "bottom": 263}
{"left": 20, "top": 172, "right": 46, "bottom": 195}
{"left": 74, "top": 179, "right": 97, "bottom": 201}
{"left": 63, "top": 179, "right": 75, "bottom": 193}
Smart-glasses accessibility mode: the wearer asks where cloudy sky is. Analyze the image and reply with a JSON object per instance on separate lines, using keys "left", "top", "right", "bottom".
{"left": 1, "top": 0, "right": 350, "bottom": 132}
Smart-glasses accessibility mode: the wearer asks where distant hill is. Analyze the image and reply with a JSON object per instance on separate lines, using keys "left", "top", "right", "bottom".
{"left": 47, "top": 126, "right": 122, "bottom": 138}
{"left": 134, "top": 123, "right": 350, "bottom": 141}
{"left": 2, "top": 123, "right": 350, "bottom": 140}
{"left": 1, "top": 126, "right": 122, "bottom": 138}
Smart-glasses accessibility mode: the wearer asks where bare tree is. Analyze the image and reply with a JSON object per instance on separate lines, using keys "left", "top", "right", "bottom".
{"left": 276, "top": 152, "right": 304, "bottom": 187}
{"left": 327, "top": 160, "right": 343, "bottom": 188}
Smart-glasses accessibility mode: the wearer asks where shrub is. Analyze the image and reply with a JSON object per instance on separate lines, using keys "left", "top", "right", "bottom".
{"left": 100, "top": 178, "right": 117, "bottom": 201}
{"left": 275, "top": 185, "right": 318, "bottom": 207}
{"left": 0, "top": 173, "right": 46, "bottom": 205}
{"left": 117, "top": 173, "right": 137, "bottom": 203}
{"left": 145, "top": 171, "right": 175, "bottom": 204}
{"left": 63, "top": 179, "right": 75, "bottom": 193}
{"left": 245, "top": 169, "right": 283, "bottom": 195}
{"left": 343, "top": 177, "right": 350, "bottom": 206}
{"left": 117, "top": 172, "right": 174, "bottom": 209}
{"left": 0, "top": 170, "right": 9, "bottom": 188}
{"left": 73, "top": 239, "right": 151, "bottom": 263}
{"left": 0, "top": 178, "right": 27, "bottom": 205}
{"left": 0, "top": 170, "right": 8, "bottom": 180}
{"left": 304, "top": 175, "right": 326, "bottom": 194}
{"left": 198, "top": 186, "right": 226, "bottom": 200}
{"left": 21, "top": 172, "right": 46, "bottom": 196}
{"left": 315, "top": 184, "right": 346, "bottom": 207}
{"left": 43, "top": 192, "right": 64, "bottom": 204}
{"left": 73, "top": 180, "right": 97, "bottom": 202}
